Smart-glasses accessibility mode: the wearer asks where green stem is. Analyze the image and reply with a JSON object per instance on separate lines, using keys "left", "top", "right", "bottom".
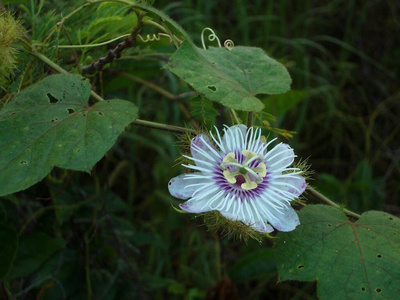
{"left": 114, "top": 71, "right": 200, "bottom": 131}
{"left": 56, "top": 34, "right": 130, "bottom": 48}
{"left": 307, "top": 186, "right": 361, "bottom": 219}
{"left": 30, "top": 50, "right": 105, "bottom": 102}
{"left": 133, "top": 119, "right": 196, "bottom": 134}
{"left": 118, "top": 72, "right": 176, "bottom": 100}
{"left": 230, "top": 109, "right": 241, "bottom": 125}
{"left": 30, "top": 51, "right": 68, "bottom": 74}
{"left": 43, "top": 2, "right": 92, "bottom": 44}
{"left": 89, "top": 90, "right": 104, "bottom": 102}
{"left": 247, "top": 112, "right": 253, "bottom": 128}
{"left": 29, "top": 44, "right": 195, "bottom": 135}
{"left": 143, "top": 19, "right": 169, "bottom": 33}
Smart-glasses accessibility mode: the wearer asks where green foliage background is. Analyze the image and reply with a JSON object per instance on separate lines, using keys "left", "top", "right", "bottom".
{"left": 0, "top": 0, "right": 399, "bottom": 299}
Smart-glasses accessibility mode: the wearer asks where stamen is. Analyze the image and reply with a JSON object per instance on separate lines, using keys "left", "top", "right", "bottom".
{"left": 223, "top": 170, "right": 238, "bottom": 183}
{"left": 253, "top": 162, "right": 267, "bottom": 177}
{"left": 223, "top": 152, "right": 236, "bottom": 163}
{"left": 220, "top": 150, "right": 268, "bottom": 190}
{"left": 241, "top": 174, "right": 258, "bottom": 190}
{"left": 244, "top": 167, "right": 263, "bottom": 183}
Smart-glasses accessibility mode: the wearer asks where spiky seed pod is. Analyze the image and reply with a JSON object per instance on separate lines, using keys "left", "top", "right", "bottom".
{"left": 0, "top": 12, "right": 23, "bottom": 87}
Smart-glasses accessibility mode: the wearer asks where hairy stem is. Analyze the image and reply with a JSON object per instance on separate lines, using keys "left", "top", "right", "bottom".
{"left": 29, "top": 40, "right": 195, "bottom": 135}
{"left": 230, "top": 109, "right": 241, "bottom": 125}
{"left": 133, "top": 119, "right": 196, "bottom": 134}
{"left": 29, "top": 50, "right": 68, "bottom": 74}
{"left": 143, "top": 19, "right": 169, "bottom": 33}
{"left": 57, "top": 34, "right": 130, "bottom": 49}
{"left": 61, "top": 24, "right": 81, "bottom": 73}
{"left": 29, "top": 50, "right": 105, "bottom": 102}
{"left": 307, "top": 186, "right": 361, "bottom": 219}
{"left": 81, "top": 12, "right": 144, "bottom": 74}
{"left": 113, "top": 71, "right": 200, "bottom": 131}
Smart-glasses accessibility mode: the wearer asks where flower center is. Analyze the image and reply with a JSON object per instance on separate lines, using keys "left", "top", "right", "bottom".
{"left": 220, "top": 150, "right": 267, "bottom": 190}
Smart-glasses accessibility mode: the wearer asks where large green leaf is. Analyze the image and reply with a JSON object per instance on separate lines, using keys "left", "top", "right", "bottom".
{"left": 0, "top": 222, "right": 18, "bottom": 280}
{"left": 165, "top": 41, "right": 291, "bottom": 112}
{"left": 0, "top": 74, "right": 138, "bottom": 196}
{"left": 6, "top": 232, "right": 65, "bottom": 280}
{"left": 273, "top": 205, "right": 400, "bottom": 299}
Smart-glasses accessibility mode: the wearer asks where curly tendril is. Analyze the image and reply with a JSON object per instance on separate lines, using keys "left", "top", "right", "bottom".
{"left": 224, "top": 39, "right": 235, "bottom": 51}
{"left": 201, "top": 27, "right": 222, "bottom": 49}
{"left": 137, "top": 33, "right": 173, "bottom": 43}
{"left": 200, "top": 27, "right": 234, "bottom": 51}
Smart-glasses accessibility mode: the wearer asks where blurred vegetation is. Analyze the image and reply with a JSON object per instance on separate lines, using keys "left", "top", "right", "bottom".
{"left": 0, "top": 0, "right": 399, "bottom": 299}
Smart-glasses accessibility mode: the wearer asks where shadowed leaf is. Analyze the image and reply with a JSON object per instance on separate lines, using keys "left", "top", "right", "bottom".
{"left": 6, "top": 232, "right": 65, "bottom": 280}
{"left": 229, "top": 249, "right": 276, "bottom": 283}
{"left": 0, "top": 222, "right": 18, "bottom": 280}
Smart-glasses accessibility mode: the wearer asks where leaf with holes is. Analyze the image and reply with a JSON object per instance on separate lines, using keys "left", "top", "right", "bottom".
{"left": 165, "top": 40, "right": 291, "bottom": 112}
{"left": 273, "top": 205, "right": 400, "bottom": 299}
{"left": 0, "top": 74, "right": 138, "bottom": 196}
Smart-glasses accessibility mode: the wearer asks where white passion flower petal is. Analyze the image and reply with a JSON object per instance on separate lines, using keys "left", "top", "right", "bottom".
{"left": 190, "top": 134, "right": 220, "bottom": 168}
{"left": 168, "top": 125, "right": 307, "bottom": 234}
{"left": 265, "top": 143, "right": 295, "bottom": 171}
{"left": 274, "top": 174, "right": 307, "bottom": 197}
{"left": 168, "top": 173, "right": 199, "bottom": 200}
{"left": 221, "top": 124, "right": 247, "bottom": 153}
{"left": 219, "top": 199, "right": 274, "bottom": 233}
{"left": 179, "top": 189, "right": 223, "bottom": 213}
{"left": 262, "top": 202, "right": 300, "bottom": 232}
{"left": 250, "top": 220, "right": 274, "bottom": 233}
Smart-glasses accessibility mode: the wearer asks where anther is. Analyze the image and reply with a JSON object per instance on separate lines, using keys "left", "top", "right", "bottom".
{"left": 221, "top": 150, "right": 267, "bottom": 191}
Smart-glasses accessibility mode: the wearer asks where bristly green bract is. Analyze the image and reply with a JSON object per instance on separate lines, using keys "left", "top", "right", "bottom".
{"left": 200, "top": 211, "right": 265, "bottom": 244}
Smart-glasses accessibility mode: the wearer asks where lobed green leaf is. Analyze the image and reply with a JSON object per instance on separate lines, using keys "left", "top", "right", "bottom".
{"left": 274, "top": 205, "right": 400, "bottom": 299}
{"left": 165, "top": 40, "right": 291, "bottom": 112}
{"left": 0, "top": 74, "right": 138, "bottom": 196}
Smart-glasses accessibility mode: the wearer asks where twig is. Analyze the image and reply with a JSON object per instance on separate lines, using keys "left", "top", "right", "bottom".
{"left": 81, "top": 13, "right": 144, "bottom": 74}
{"left": 29, "top": 41, "right": 197, "bottom": 135}
{"left": 61, "top": 25, "right": 81, "bottom": 74}
{"left": 132, "top": 119, "right": 196, "bottom": 134}
{"left": 307, "top": 186, "right": 361, "bottom": 219}
{"left": 230, "top": 108, "right": 241, "bottom": 125}
{"left": 247, "top": 112, "right": 253, "bottom": 128}
{"left": 113, "top": 70, "right": 200, "bottom": 131}
{"left": 29, "top": 51, "right": 104, "bottom": 102}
